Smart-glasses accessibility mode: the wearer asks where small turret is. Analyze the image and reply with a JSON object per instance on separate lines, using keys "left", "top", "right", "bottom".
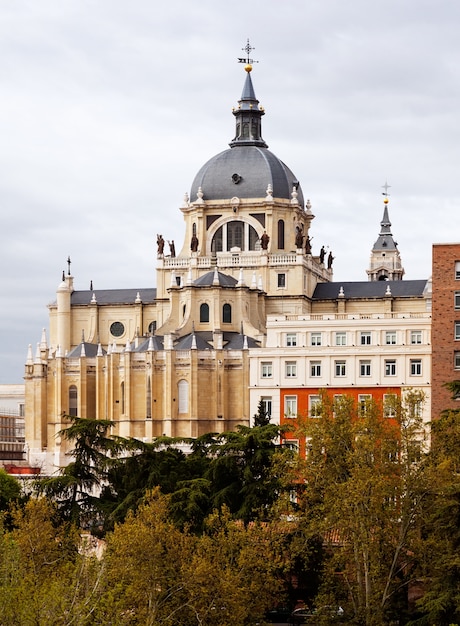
{"left": 367, "top": 186, "right": 404, "bottom": 281}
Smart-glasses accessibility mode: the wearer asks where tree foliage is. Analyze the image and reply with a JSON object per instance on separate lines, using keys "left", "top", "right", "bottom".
{"left": 296, "top": 390, "right": 428, "bottom": 625}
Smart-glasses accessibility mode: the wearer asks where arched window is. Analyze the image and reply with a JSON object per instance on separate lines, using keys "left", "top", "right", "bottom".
{"left": 200, "top": 303, "right": 209, "bottom": 323}
{"left": 146, "top": 377, "right": 152, "bottom": 419}
{"left": 227, "top": 221, "right": 244, "bottom": 249}
{"left": 223, "top": 303, "right": 232, "bottom": 324}
{"left": 69, "top": 385, "right": 78, "bottom": 417}
{"left": 178, "top": 379, "right": 189, "bottom": 414}
{"left": 278, "top": 220, "right": 285, "bottom": 249}
{"left": 211, "top": 221, "right": 259, "bottom": 252}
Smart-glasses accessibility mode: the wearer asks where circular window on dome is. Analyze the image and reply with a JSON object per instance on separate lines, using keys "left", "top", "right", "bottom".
{"left": 110, "top": 322, "right": 125, "bottom": 338}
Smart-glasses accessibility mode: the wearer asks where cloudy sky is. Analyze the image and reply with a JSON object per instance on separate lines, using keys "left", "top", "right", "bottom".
{"left": 1, "top": 0, "right": 459, "bottom": 384}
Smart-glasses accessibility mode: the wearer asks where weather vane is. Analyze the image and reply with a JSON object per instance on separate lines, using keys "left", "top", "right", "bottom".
{"left": 382, "top": 181, "right": 391, "bottom": 197}
{"left": 238, "top": 39, "right": 258, "bottom": 65}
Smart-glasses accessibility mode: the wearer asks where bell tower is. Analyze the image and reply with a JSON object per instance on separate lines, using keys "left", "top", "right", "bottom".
{"left": 367, "top": 184, "right": 404, "bottom": 281}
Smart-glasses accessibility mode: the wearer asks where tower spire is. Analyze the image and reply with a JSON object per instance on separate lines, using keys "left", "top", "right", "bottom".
{"left": 230, "top": 40, "right": 267, "bottom": 148}
{"left": 367, "top": 185, "right": 404, "bottom": 281}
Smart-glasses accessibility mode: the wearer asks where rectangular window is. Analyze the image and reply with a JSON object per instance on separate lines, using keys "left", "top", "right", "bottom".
{"left": 285, "top": 361, "right": 297, "bottom": 378}
{"left": 261, "top": 396, "right": 272, "bottom": 418}
{"left": 455, "top": 352, "right": 460, "bottom": 370}
{"left": 285, "top": 395, "right": 297, "bottom": 418}
{"left": 384, "top": 394, "right": 397, "bottom": 418}
{"left": 261, "top": 362, "right": 273, "bottom": 378}
{"left": 410, "top": 359, "right": 422, "bottom": 376}
{"left": 358, "top": 394, "right": 372, "bottom": 416}
{"left": 360, "top": 331, "right": 371, "bottom": 345}
{"left": 456, "top": 261, "right": 460, "bottom": 280}
{"left": 311, "top": 332, "right": 322, "bottom": 346}
{"left": 359, "top": 360, "right": 371, "bottom": 377}
{"left": 310, "top": 360, "right": 321, "bottom": 377}
{"left": 456, "top": 322, "right": 460, "bottom": 341}
{"left": 277, "top": 273, "right": 286, "bottom": 288}
{"left": 283, "top": 439, "right": 299, "bottom": 452}
{"left": 309, "top": 395, "right": 321, "bottom": 418}
{"left": 385, "top": 331, "right": 397, "bottom": 345}
{"left": 286, "top": 333, "right": 297, "bottom": 347}
{"left": 455, "top": 292, "right": 460, "bottom": 310}
{"left": 410, "top": 330, "right": 422, "bottom": 345}
{"left": 385, "top": 360, "right": 397, "bottom": 376}
{"left": 335, "top": 360, "right": 346, "bottom": 377}
{"left": 335, "top": 331, "right": 347, "bottom": 346}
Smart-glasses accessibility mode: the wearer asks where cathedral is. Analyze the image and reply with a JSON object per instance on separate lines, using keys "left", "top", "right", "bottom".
{"left": 24, "top": 57, "right": 434, "bottom": 474}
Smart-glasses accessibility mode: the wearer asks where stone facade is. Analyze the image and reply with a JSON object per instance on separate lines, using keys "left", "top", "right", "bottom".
{"left": 24, "top": 64, "right": 436, "bottom": 474}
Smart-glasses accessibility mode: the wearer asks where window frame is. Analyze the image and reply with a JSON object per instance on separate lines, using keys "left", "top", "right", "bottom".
{"left": 455, "top": 322, "right": 460, "bottom": 341}
{"left": 358, "top": 394, "right": 372, "bottom": 417}
{"left": 455, "top": 352, "right": 460, "bottom": 370}
{"left": 277, "top": 273, "right": 286, "bottom": 288}
{"left": 261, "top": 361, "right": 273, "bottom": 378}
{"left": 309, "top": 394, "right": 321, "bottom": 418}
{"left": 200, "top": 302, "right": 210, "bottom": 323}
{"left": 360, "top": 331, "right": 371, "bottom": 345}
{"left": 359, "top": 360, "right": 371, "bottom": 377}
{"left": 410, "top": 330, "right": 422, "bottom": 345}
{"left": 385, "top": 359, "right": 397, "bottom": 376}
{"left": 285, "top": 361, "right": 297, "bottom": 378}
{"left": 310, "top": 360, "right": 322, "bottom": 377}
{"left": 335, "top": 331, "right": 347, "bottom": 346}
{"left": 286, "top": 333, "right": 297, "bottom": 347}
{"left": 410, "top": 359, "right": 422, "bottom": 376}
{"left": 455, "top": 292, "right": 460, "bottom": 310}
{"left": 285, "top": 395, "right": 298, "bottom": 418}
{"left": 383, "top": 393, "right": 398, "bottom": 419}
{"left": 222, "top": 303, "right": 232, "bottom": 324}
{"left": 334, "top": 360, "right": 346, "bottom": 377}
{"left": 311, "top": 332, "right": 322, "bottom": 346}
{"left": 261, "top": 396, "right": 272, "bottom": 418}
{"left": 385, "top": 331, "right": 397, "bottom": 345}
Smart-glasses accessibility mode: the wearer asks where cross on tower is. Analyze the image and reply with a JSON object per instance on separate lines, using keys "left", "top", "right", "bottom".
{"left": 238, "top": 39, "right": 258, "bottom": 65}
{"left": 382, "top": 181, "right": 391, "bottom": 197}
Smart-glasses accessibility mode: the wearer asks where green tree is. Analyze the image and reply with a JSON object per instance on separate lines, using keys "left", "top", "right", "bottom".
{"left": 0, "top": 469, "right": 21, "bottom": 511}
{"left": 254, "top": 397, "right": 271, "bottom": 427}
{"left": 205, "top": 422, "right": 286, "bottom": 523}
{"left": 38, "top": 415, "right": 127, "bottom": 526}
{"left": 0, "top": 498, "right": 103, "bottom": 625}
{"left": 297, "top": 390, "right": 428, "bottom": 625}
{"left": 97, "top": 489, "right": 289, "bottom": 625}
{"left": 412, "top": 383, "right": 460, "bottom": 625}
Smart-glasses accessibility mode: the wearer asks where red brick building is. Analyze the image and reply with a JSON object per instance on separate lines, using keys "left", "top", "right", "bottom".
{"left": 431, "top": 244, "right": 460, "bottom": 418}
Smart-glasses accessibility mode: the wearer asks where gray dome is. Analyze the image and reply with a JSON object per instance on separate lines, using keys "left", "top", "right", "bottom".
{"left": 190, "top": 146, "right": 304, "bottom": 207}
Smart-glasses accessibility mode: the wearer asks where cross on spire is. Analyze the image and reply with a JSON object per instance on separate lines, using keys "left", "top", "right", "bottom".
{"left": 67, "top": 255, "right": 71, "bottom": 275}
{"left": 238, "top": 39, "right": 258, "bottom": 65}
{"left": 382, "top": 181, "right": 391, "bottom": 197}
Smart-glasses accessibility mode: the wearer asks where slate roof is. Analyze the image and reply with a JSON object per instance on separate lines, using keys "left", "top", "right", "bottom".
{"left": 67, "top": 342, "right": 106, "bottom": 358}
{"left": 193, "top": 271, "right": 238, "bottom": 288}
{"left": 70, "top": 288, "right": 157, "bottom": 305}
{"left": 312, "top": 280, "right": 428, "bottom": 300}
{"left": 64, "top": 331, "right": 259, "bottom": 356}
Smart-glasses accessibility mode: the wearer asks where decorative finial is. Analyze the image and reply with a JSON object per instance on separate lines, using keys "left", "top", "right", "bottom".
{"left": 238, "top": 39, "right": 258, "bottom": 72}
{"left": 382, "top": 181, "right": 391, "bottom": 204}
{"left": 67, "top": 256, "right": 71, "bottom": 275}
